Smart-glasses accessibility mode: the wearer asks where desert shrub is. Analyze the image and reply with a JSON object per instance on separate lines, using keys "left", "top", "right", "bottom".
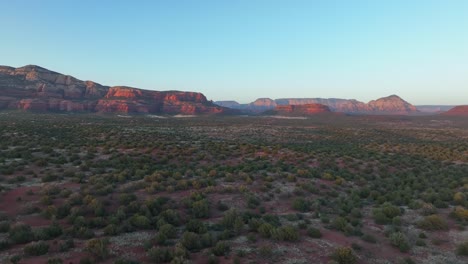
{"left": 186, "top": 219, "right": 207, "bottom": 234}
{"left": 292, "top": 198, "right": 311, "bottom": 212}
{"left": 39, "top": 224, "right": 63, "bottom": 240}
{"left": 258, "top": 223, "right": 275, "bottom": 238}
{"left": 373, "top": 210, "right": 393, "bottom": 225}
{"left": 130, "top": 214, "right": 151, "bottom": 229}
{"left": 200, "top": 232, "right": 217, "bottom": 248}
{"left": 180, "top": 232, "right": 201, "bottom": 251}
{"left": 104, "top": 224, "right": 118, "bottom": 236}
{"left": 421, "top": 203, "right": 436, "bottom": 215}
{"left": 159, "top": 224, "right": 177, "bottom": 239}
{"left": 159, "top": 209, "right": 181, "bottom": 226}
{"left": 400, "top": 257, "right": 416, "bottom": 264}
{"left": 0, "top": 221, "right": 10, "bottom": 233}
{"left": 456, "top": 241, "right": 468, "bottom": 256}
{"left": 42, "top": 173, "right": 59, "bottom": 182}
{"left": 361, "top": 233, "right": 377, "bottom": 243}
{"left": 8, "top": 224, "right": 33, "bottom": 244}
{"left": 331, "top": 247, "right": 357, "bottom": 264}
{"left": 147, "top": 246, "right": 173, "bottom": 263}
{"left": 47, "top": 258, "right": 64, "bottom": 264}
{"left": 307, "top": 227, "right": 322, "bottom": 238}
{"left": 0, "top": 239, "right": 10, "bottom": 251}
{"left": 24, "top": 241, "right": 49, "bottom": 256}
{"left": 85, "top": 238, "right": 109, "bottom": 260}
{"left": 415, "top": 239, "right": 426, "bottom": 246}
{"left": 217, "top": 201, "right": 229, "bottom": 211}
{"left": 351, "top": 243, "right": 362, "bottom": 251}
{"left": 331, "top": 217, "right": 348, "bottom": 232}
{"left": 220, "top": 209, "right": 239, "bottom": 229}
{"left": 453, "top": 192, "right": 466, "bottom": 205}
{"left": 59, "top": 239, "right": 75, "bottom": 252}
{"left": 212, "top": 241, "right": 230, "bottom": 256}
{"left": 451, "top": 206, "right": 468, "bottom": 221}
{"left": 10, "top": 255, "right": 21, "bottom": 264}
{"left": 113, "top": 258, "right": 140, "bottom": 264}
{"left": 272, "top": 225, "right": 300, "bottom": 241}
{"left": 417, "top": 215, "right": 448, "bottom": 231}
{"left": 191, "top": 199, "right": 210, "bottom": 218}
{"left": 389, "top": 232, "right": 410, "bottom": 252}
{"left": 79, "top": 257, "right": 95, "bottom": 264}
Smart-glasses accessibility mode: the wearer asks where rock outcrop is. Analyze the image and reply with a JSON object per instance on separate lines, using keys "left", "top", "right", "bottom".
{"left": 367, "top": 95, "right": 417, "bottom": 114}
{"left": 441, "top": 105, "right": 468, "bottom": 116}
{"left": 274, "top": 104, "right": 331, "bottom": 115}
{"left": 0, "top": 65, "right": 228, "bottom": 114}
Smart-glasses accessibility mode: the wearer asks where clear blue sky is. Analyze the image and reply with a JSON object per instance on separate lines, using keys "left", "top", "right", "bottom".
{"left": 1, "top": 0, "right": 467, "bottom": 104}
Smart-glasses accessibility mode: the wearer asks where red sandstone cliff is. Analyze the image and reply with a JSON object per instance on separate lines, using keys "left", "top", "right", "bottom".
{"left": 441, "top": 105, "right": 468, "bottom": 116}
{"left": 0, "top": 65, "right": 228, "bottom": 114}
{"left": 273, "top": 104, "right": 331, "bottom": 115}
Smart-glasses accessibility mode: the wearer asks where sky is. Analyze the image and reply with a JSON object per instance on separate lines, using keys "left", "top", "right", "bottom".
{"left": 1, "top": 0, "right": 467, "bottom": 105}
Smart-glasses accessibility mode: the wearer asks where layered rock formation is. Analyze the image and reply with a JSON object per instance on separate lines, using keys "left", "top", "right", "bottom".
{"left": 441, "top": 105, "right": 468, "bottom": 116}
{"left": 275, "top": 98, "right": 369, "bottom": 113}
{"left": 367, "top": 95, "right": 417, "bottom": 114}
{"left": 274, "top": 104, "right": 331, "bottom": 115}
{"left": 216, "top": 95, "right": 419, "bottom": 115}
{"left": 0, "top": 65, "right": 228, "bottom": 114}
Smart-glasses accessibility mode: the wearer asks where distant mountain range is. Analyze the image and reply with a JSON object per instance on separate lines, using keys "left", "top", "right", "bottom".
{"left": 216, "top": 95, "right": 420, "bottom": 115}
{"left": 0, "top": 65, "right": 229, "bottom": 114}
{"left": 0, "top": 64, "right": 464, "bottom": 116}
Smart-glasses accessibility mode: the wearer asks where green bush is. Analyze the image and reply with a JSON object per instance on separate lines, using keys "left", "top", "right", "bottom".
{"left": 147, "top": 246, "right": 173, "bottom": 263}
{"left": 191, "top": 199, "right": 210, "bottom": 218}
{"left": 272, "top": 225, "right": 300, "bottom": 241}
{"left": 24, "top": 241, "right": 49, "bottom": 256}
{"left": 159, "top": 224, "right": 177, "bottom": 239}
{"left": 186, "top": 219, "right": 207, "bottom": 234}
{"left": 47, "top": 258, "right": 64, "bottom": 264}
{"left": 389, "top": 232, "right": 410, "bottom": 252}
{"left": 361, "top": 234, "right": 377, "bottom": 243}
{"left": 180, "top": 232, "right": 201, "bottom": 251}
{"left": 113, "top": 258, "right": 140, "bottom": 264}
{"left": 130, "top": 214, "right": 151, "bottom": 229}
{"left": 212, "top": 241, "right": 230, "bottom": 256}
{"left": 85, "top": 238, "right": 109, "bottom": 260}
{"left": 292, "top": 198, "right": 311, "bottom": 212}
{"left": 307, "top": 227, "right": 322, "bottom": 238}
{"left": 0, "top": 239, "right": 10, "bottom": 251}
{"left": 456, "top": 241, "right": 468, "bottom": 256}
{"left": 331, "top": 217, "right": 348, "bottom": 232}
{"left": 9, "top": 224, "right": 34, "bottom": 244}
{"left": 331, "top": 247, "right": 358, "bottom": 264}
{"left": 0, "top": 221, "right": 10, "bottom": 233}
{"left": 418, "top": 215, "right": 448, "bottom": 231}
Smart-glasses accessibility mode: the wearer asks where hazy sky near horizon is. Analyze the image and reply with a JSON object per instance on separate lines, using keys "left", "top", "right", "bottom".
{"left": 1, "top": 0, "right": 467, "bottom": 104}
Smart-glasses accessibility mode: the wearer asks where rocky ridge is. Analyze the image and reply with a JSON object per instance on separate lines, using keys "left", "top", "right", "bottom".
{"left": 216, "top": 95, "right": 419, "bottom": 115}
{"left": 0, "top": 65, "right": 228, "bottom": 114}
